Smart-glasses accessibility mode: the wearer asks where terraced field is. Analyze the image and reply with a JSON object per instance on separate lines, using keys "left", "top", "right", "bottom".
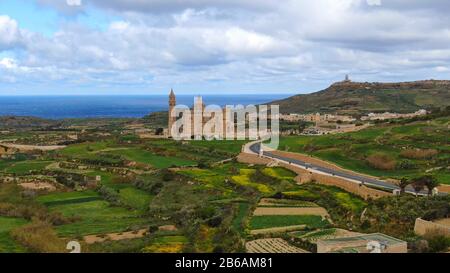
{"left": 232, "top": 169, "right": 274, "bottom": 194}
{"left": 107, "top": 148, "right": 195, "bottom": 168}
{"left": 38, "top": 191, "right": 148, "bottom": 237}
{"left": 0, "top": 217, "right": 28, "bottom": 253}
{"left": 142, "top": 235, "right": 188, "bottom": 253}
{"left": 249, "top": 215, "right": 329, "bottom": 230}
{"left": 278, "top": 117, "right": 450, "bottom": 184}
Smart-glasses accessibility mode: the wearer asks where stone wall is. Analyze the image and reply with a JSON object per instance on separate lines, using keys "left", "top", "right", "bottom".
{"left": 414, "top": 218, "right": 450, "bottom": 237}
{"left": 237, "top": 153, "right": 391, "bottom": 200}
{"left": 280, "top": 160, "right": 392, "bottom": 199}
{"left": 236, "top": 153, "right": 273, "bottom": 165}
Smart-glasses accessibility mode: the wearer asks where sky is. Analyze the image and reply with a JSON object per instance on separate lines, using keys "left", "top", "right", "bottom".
{"left": 0, "top": 0, "right": 450, "bottom": 95}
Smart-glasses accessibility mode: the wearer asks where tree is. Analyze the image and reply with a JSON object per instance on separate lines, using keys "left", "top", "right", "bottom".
{"left": 398, "top": 178, "right": 410, "bottom": 195}
{"left": 421, "top": 175, "right": 440, "bottom": 196}
{"left": 411, "top": 179, "right": 425, "bottom": 196}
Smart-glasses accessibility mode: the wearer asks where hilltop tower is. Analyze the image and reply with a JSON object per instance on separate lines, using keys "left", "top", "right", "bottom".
{"left": 168, "top": 89, "right": 176, "bottom": 137}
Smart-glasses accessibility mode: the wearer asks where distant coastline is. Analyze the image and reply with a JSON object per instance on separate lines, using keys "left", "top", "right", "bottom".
{"left": 0, "top": 94, "right": 289, "bottom": 119}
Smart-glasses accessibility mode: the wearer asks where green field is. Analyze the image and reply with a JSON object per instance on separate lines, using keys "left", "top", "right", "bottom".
{"left": 142, "top": 235, "right": 188, "bottom": 253}
{"left": 283, "top": 184, "right": 367, "bottom": 213}
{"left": 108, "top": 148, "right": 195, "bottom": 168}
{"left": 0, "top": 217, "right": 28, "bottom": 253}
{"left": 278, "top": 117, "right": 450, "bottom": 184}
{"left": 231, "top": 202, "right": 251, "bottom": 235}
{"left": 36, "top": 190, "right": 101, "bottom": 206}
{"left": 249, "top": 215, "right": 329, "bottom": 230}
{"left": 3, "top": 160, "right": 52, "bottom": 175}
{"left": 59, "top": 141, "right": 113, "bottom": 157}
{"left": 232, "top": 169, "right": 274, "bottom": 194}
{"left": 261, "top": 167, "right": 297, "bottom": 182}
{"left": 186, "top": 140, "right": 247, "bottom": 154}
{"left": 118, "top": 187, "right": 153, "bottom": 210}
{"left": 38, "top": 191, "right": 148, "bottom": 237}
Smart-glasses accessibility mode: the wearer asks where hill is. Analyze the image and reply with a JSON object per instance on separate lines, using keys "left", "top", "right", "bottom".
{"left": 278, "top": 111, "right": 450, "bottom": 185}
{"left": 0, "top": 116, "right": 59, "bottom": 129}
{"left": 270, "top": 80, "right": 450, "bottom": 115}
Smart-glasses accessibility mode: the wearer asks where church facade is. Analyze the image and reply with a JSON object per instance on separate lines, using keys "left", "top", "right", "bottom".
{"left": 167, "top": 89, "right": 273, "bottom": 140}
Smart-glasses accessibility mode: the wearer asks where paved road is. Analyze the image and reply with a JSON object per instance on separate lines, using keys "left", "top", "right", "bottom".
{"left": 249, "top": 142, "right": 435, "bottom": 196}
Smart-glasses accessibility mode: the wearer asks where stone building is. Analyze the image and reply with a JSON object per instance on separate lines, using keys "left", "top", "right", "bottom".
{"left": 317, "top": 233, "right": 407, "bottom": 253}
{"left": 167, "top": 89, "right": 266, "bottom": 139}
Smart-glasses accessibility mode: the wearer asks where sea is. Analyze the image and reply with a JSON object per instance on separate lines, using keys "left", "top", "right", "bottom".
{"left": 0, "top": 94, "right": 289, "bottom": 119}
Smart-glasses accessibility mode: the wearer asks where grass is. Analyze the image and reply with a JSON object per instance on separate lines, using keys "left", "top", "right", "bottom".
{"left": 249, "top": 215, "right": 329, "bottom": 230}
{"left": 278, "top": 117, "right": 450, "bottom": 184}
{"left": 37, "top": 190, "right": 101, "bottom": 206}
{"left": 59, "top": 141, "right": 113, "bottom": 157}
{"left": 3, "top": 160, "right": 52, "bottom": 175}
{"left": 282, "top": 190, "right": 320, "bottom": 200}
{"left": 300, "top": 229, "right": 337, "bottom": 240}
{"left": 261, "top": 167, "right": 297, "bottom": 181}
{"left": 38, "top": 191, "right": 147, "bottom": 237}
{"left": 142, "top": 235, "right": 188, "bottom": 253}
{"left": 108, "top": 148, "right": 195, "bottom": 168}
{"left": 231, "top": 203, "right": 251, "bottom": 235}
{"left": 334, "top": 192, "right": 367, "bottom": 212}
{"left": 232, "top": 169, "right": 274, "bottom": 194}
{"left": 187, "top": 140, "right": 247, "bottom": 154}
{"left": 51, "top": 200, "right": 147, "bottom": 237}
{"left": 118, "top": 187, "right": 153, "bottom": 210}
{"left": 0, "top": 216, "right": 28, "bottom": 253}
{"left": 258, "top": 198, "right": 318, "bottom": 207}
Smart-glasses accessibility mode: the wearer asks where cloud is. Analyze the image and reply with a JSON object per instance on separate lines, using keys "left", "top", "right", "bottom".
{"left": 67, "top": 0, "right": 82, "bottom": 7}
{"left": 37, "top": 0, "right": 84, "bottom": 15}
{"left": 89, "top": 0, "right": 279, "bottom": 14}
{"left": 2, "top": 0, "right": 450, "bottom": 94}
{"left": 366, "top": 0, "right": 382, "bottom": 6}
{"left": 0, "top": 58, "right": 18, "bottom": 69}
{"left": 0, "top": 15, "right": 22, "bottom": 50}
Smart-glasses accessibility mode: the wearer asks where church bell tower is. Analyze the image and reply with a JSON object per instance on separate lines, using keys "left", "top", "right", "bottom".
{"left": 168, "top": 89, "right": 176, "bottom": 138}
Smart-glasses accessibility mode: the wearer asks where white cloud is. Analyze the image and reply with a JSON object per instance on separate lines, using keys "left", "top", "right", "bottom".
{"left": 0, "top": 15, "right": 22, "bottom": 50}
{"left": 2, "top": 0, "right": 450, "bottom": 93}
{"left": 367, "top": 0, "right": 382, "bottom": 6}
{"left": 435, "top": 66, "right": 449, "bottom": 72}
{"left": 0, "top": 58, "right": 18, "bottom": 69}
{"left": 66, "top": 0, "right": 82, "bottom": 7}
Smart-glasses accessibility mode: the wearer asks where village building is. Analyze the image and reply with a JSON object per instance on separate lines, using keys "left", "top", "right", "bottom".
{"left": 361, "top": 109, "right": 428, "bottom": 121}
{"left": 280, "top": 113, "right": 356, "bottom": 123}
{"left": 316, "top": 233, "right": 407, "bottom": 253}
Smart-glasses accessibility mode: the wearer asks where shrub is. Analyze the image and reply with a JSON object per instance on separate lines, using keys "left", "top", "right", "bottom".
{"left": 162, "top": 169, "right": 175, "bottom": 182}
{"left": 397, "top": 160, "right": 417, "bottom": 170}
{"left": 424, "top": 231, "right": 450, "bottom": 253}
{"left": 11, "top": 220, "right": 66, "bottom": 253}
{"left": 400, "top": 149, "right": 438, "bottom": 159}
{"left": 366, "top": 154, "right": 396, "bottom": 170}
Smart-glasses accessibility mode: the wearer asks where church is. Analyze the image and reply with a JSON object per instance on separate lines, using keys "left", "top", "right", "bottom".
{"left": 168, "top": 89, "right": 231, "bottom": 139}
{"left": 167, "top": 89, "right": 276, "bottom": 141}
